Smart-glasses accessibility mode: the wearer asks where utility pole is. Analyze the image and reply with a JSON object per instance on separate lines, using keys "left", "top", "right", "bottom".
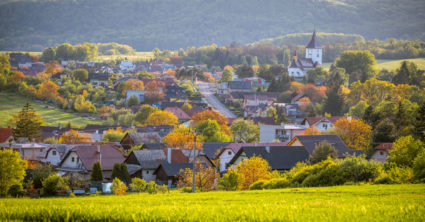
{"left": 192, "top": 131, "right": 196, "bottom": 193}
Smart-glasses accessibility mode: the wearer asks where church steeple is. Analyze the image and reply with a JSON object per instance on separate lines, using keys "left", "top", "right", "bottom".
{"left": 306, "top": 30, "right": 321, "bottom": 49}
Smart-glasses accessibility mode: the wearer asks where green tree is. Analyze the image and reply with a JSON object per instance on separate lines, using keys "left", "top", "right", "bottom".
{"left": 72, "top": 69, "right": 89, "bottom": 82}
{"left": 127, "top": 95, "right": 140, "bottom": 107}
{"left": 42, "top": 174, "right": 69, "bottom": 196}
{"left": 334, "top": 50, "right": 376, "bottom": 84}
{"left": 31, "top": 164, "right": 52, "bottom": 189}
{"left": 306, "top": 66, "right": 329, "bottom": 83}
{"left": 309, "top": 142, "right": 338, "bottom": 164}
{"left": 181, "top": 103, "right": 192, "bottom": 111}
{"left": 55, "top": 43, "right": 75, "bottom": 61}
{"left": 111, "top": 163, "right": 122, "bottom": 181}
{"left": 220, "top": 69, "right": 233, "bottom": 82}
{"left": 218, "top": 170, "right": 239, "bottom": 191}
{"left": 0, "top": 149, "right": 27, "bottom": 196}
{"left": 91, "top": 161, "right": 103, "bottom": 182}
{"left": 120, "top": 163, "right": 131, "bottom": 185}
{"left": 414, "top": 102, "right": 425, "bottom": 141}
{"left": 266, "top": 106, "right": 278, "bottom": 122}
{"left": 138, "top": 71, "right": 155, "bottom": 79}
{"left": 393, "top": 61, "right": 423, "bottom": 86}
{"left": 135, "top": 104, "right": 158, "bottom": 124}
{"left": 130, "top": 178, "right": 147, "bottom": 192}
{"left": 230, "top": 119, "right": 259, "bottom": 143}
{"left": 373, "top": 118, "right": 396, "bottom": 143}
{"left": 323, "top": 72, "right": 345, "bottom": 116}
{"left": 235, "top": 64, "right": 254, "bottom": 78}
{"left": 196, "top": 119, "right": 231, "bottom": 142}
{"left": 40, "top": 47, "right": 56, "bottom": 62}
{"left": 111, "top": 163, "right": 130, "bottom": 184}
{"left": 9, "top": 102, "right": 43, "bottom": 141}
{"left": 413, "top": 150, "right": 425, "bottom": 182}
{"left": 388, "top": 136, "right": 425, "bottom": 167}
{"left": 348, "top": 101, "right": 369, "bottom": 118}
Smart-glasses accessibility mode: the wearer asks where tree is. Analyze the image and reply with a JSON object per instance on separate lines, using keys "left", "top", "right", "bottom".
{"left": 177, "top": 162, "right": 218, "bottom": 192}
{"left": 388, "top": 136, "right": 424, "bottom": 167}
{"left": 220, "top": 69, "right": 233, "bottom": 82}
{"left": 348, "top": 101, "right": 369, "bottom": 118}
{"left": 192, "top": 110, "right": 229, "bottom": 132}
{"left": 393, "top": 61, "right": 423, "bottom": 86}
{"left": 303, "top": 127, "right": 320, "bottom": 135}
{"left": 42, "top": 174, "right": 69, "bottom": 196}
{"left": 163, "top": 125, "right": 203, "bottom": 150}
{"left": 10, "top": 71, "right": 25, "bottom": 83}
{"left": 306, "top": 66, "right": 328, "bottom": 83}
{"left": 120, "top": 163, "right": 131, "bottom": 185}
{"left": 196, "top": 119, "right": 231, "bottom": 142}
{"left": 309, "top": 142, "right": 338, "bottom": 164}
{"left": 373, "top": 118, "right": 396, "bottom": 143}
{"left": 414, "top": 102, "right": 425, "bottom": 141}
{"left": 181, "top": 103, "right": 192, "bottom": 111}
{"left": 91, "top": 161, "right": 103, "bottom": 182}
{"left": 74, "top": 94, "right": 96, "bottom": 113}
{"left": 135, "top": 105, "right": 159, "bottom": 125}
{"left": 40, "top": 47, "right": 56, "bottom": 62}
{"left": 138, "top": 71, "right": 155, "bottom": 79}
{"left": 127, "top": 95, "right": 140, "bottom": 106}
{"left": 67, "top": 172, "right": 84, "bottom": 192}
{"left": 145, "top": 110, "right": 178, "bottom": 126}
{"left": 36, "top": 81, "right": 59, "bottom": 100}
{"left": 0, "top": 149, "right": 27, "bottom": 196}
{"left": 102, "top": 127, "right": 135, "bottom": 142}
{"left": 59, "top": 130, "right": 93, "bottom": 144}
{"left": 111, "top": 163, "right": 131, "bottom": 184}
{"left": 130, "top": 178, "right": 147, "bottom": 192}
{"left": 111, "top": 178, "right": 127, "bottom": 195}
{"left": 111, "top": 163, "right": 122, "bottom": 181}
{"left": 235, "top": 64, "right": 254, "bottom": 78}
{"left": 31, "top": 164, "right": 52, "bottom": 189}
{"left": 333, "top": 118, "right": 372, "bottom": 152}
{"left": 55, "top": 43, "right": 75, "bottom": 61}
{"left": 323, "top": 72, "right": 345, "bottom": 116}
{"left": 9, "top": 102, "right": 43, "bottom": 141}
{"left": 334, "top": 50, "right": 377, "bottom": 84}
{"left": 144, "top": 80, "right": 166, "bottom": 104}
{"left": 395, "top": 101, "right": 410, "bottom": 134}
{"left": 413, "top": 150, "right": 425, "bottom": 182}
{"left": 122, "top": 79, "right": 144, "bottom": 96}
{"left": 73, "top": 69, "right": 89, "bottom": 82}
{"left": 218, "top": 170, "right": 239, "bottom": 191}
{"left": 234, "top": 156, "right": 272, "bottom": 190}
{"left": 230, "top": 119, "right": 259, "bottom": 143}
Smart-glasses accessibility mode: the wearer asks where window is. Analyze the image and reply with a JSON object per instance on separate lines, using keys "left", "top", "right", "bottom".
{"left": 228, "top": 151, "right": 232, "bottom": 155}
{"left": 146, "top": 171, "right": 149, "bottom": 174}
{"left": 323, "top": 123, "right": 328, "bottom": 130}
{"left": 52, "top": 151, "right": 57, "bottom": 156}
{"left": 72, "top": 157, "right": 75, "bottom": 162}
{"left": 380, "top": 151, "right": 384, "bottom": 155}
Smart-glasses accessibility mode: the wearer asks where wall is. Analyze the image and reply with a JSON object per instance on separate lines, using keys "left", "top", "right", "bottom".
{"left": 219, "top": 149, "right": 235, "bottom": 173}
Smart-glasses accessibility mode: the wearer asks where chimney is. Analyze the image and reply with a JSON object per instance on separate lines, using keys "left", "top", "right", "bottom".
{"left": 167, "top": 148, "right": 172, "bottom": 164}
{"left": 265, "top": 146, "right": 270, "bottom": 153}
{"left": 97, "top": 144, "right": 101, "bottom": 153}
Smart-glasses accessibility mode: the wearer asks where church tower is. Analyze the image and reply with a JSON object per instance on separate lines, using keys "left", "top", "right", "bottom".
{"left": 305, "top": 30, "right": 322, "bottom": 65}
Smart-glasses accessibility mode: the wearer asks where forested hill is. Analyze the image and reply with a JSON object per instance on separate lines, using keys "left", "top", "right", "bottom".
{"left": 0, "top": 0, "right": 424, "bottom": 51}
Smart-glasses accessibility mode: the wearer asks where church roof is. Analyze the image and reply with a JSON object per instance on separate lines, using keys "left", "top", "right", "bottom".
{"left": 306, "top": 30, "right": 321, "bottom": 49}
{"left": 289, "top": 58, "right": 315, "bottom": 70}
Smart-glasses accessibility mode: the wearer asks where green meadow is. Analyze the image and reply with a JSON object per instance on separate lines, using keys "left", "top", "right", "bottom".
{"left": 323, "top": 58, "right": 425, "bottom": 71}
{"left": 0, "top": 184, "right": 424, "bottom": 221}
{"left": 0, "top": 92, "right": 106, "bottom": 128}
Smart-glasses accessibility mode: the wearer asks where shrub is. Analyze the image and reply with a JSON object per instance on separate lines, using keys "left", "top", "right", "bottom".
{"left": 337, "top": 156, "right": 383, "bottom": 183}
{"left": 301, "top": 164, "right": 342, "bottom": 187}
{"left": 309, "top": 142, "right": 338, "bottom": 164}
{"left": 218, "top": 170, "right": 239, "bottom": 191}
{"left": 42, "top": 175, "right": 69, "bottom": 196}
{"left": 111, "top": 178, "right": 127, "bottom": 195}
{"left": 181, "top": 187, "right": 193, "bottom": 193}
{"left": 31, "top": 164, "right": 52, "bottom": 189}
{"left": 130, "top": 178, "right": 147, "bottom": 192}
{"left": 375, "top": 166, "right": 414, "bottom": 184}
{"left": 146, "top": 181, "right": 158, "bottom": 194}
{"left": 8, "top": 184, "right": 24, "bottom": 197}
{"left": 249, "top": 180, "right": 267, "bottom": 190}
{"left": 157, "top": 185, "right": 168, "bottom": 194}
{"left": 413, "top": 151, "right": 425, "bottom": 182}
{"left": 288, "top": 159, "right": 336, "bottom": 186}
{"left": 249, "top": 178, "right": 291, "bottom": 190}
{"left": 388, "top": 136, "right": 424, "bottom": 167}
{"left": 69, "top": 192, "right": 76, "bottom": 198}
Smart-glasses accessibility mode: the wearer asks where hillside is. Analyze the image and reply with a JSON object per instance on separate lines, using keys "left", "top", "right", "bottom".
{"left": 0, "top": 0, "right": 424, "bottom": 51}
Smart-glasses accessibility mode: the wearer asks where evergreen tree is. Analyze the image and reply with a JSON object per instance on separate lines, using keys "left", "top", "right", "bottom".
{"left": 395, "top": 101, "right": 409, "bottom": 132}
{"left": 120, "top": 163, "right": 131, "bottom": 185}
{"left": 111, "top": 163, "right": 122, "bottom": 181}
{"left": 91, "top": 161, "right": 103, "bottom": 182}
{"left": 323, "top": 73, "right": 345, "bottom": 116}
{"left": 127, "top": 95, "right": 140, "bottom": 106}
{"left": 414, "top": 102, "right": 425, "bottom": 141}
{"left": 9, "top": 102, "right": 43, "bottom": 141}
{"left": 373, "top": 118, "right": 396, "bottom": 143}
{"left": 276, "top": 107, "right": 289, "bottom": 123}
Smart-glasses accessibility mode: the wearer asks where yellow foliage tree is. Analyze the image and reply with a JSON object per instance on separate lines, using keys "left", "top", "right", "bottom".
{"left": 290, "top": 81, "right": 305, "bottom": 94}
{"left": 303, "top": 126, "right": 320, "bottom": 135}
{"left": 122, "top": 79, "right": 144, "bottom": 96}
{"left": 145, "top": 110, "right": 178, "bottom": 126}
{"left": 177, "top": 162, "right": 218, "bottom": 191}
{"left": 234, "top": 156, "right": 272, "bottom": 190}
{"left": 192, "top": 110, "right": 229, "bottom": 134}
{"left": 11, "top": 71, "right": 25, "bottom": 83}
{"left": 36, "top": 81, "right": 58, "bottom": 100}
{"left": 163, "top": 125, "right": 203, "bottom": 150}
{"left": 347, "top": 78, "right": 395, "bottom": 106}
{"left": 332, "top": 118, "right": 372, "bottom": 152}
{"left": 59, "top": 130, "right": 93, "bottom": 144}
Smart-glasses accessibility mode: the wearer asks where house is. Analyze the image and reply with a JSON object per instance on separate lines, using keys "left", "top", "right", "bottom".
{"left": 243, "top": 94, "right": 276, "bottom": 107}
{"left": 287, "top": 135, "right": 363, "bottom": 158}
{"left": 369, "top": 143, "right": 392, "bottom": 163}
{"left": 259, "top": 124, "right": 307, "bottom": 142}
{"left": 0, "top": 126, "right": 14, "bottom": 143}
{"left": 216, "top": 142, "right": 287, "bottom": 173}
{"left": 243, "top": 104, "right": 268, "bottom": 118}
{"left": 9, "top": 53, "right": 32, "bottom": 67}
{"left": 243, "top": 77, "right": 269, "bottom": 87}
{"left": 217, "top": 80, "right": 252, "bottom": 95}
{"left": 120, "top": 61, "right": 135, "bottom": 72}
{"left": 126, "top": 90, "right": 145, "bottom": 104}
{"left": 136, "top": 125, "right": 174, "bottom": 137}
{"left": 57, "top": 144, "right": 126, "bottom": 180}
{"left": 228, "top": 146, "right": 309, "bottom": 172}
{"left": 89, "top": 73, "right": 109, "bottom": 87}
{"left": 1, "top": 143, "right": 47, "bottom": 163}
{"left": 120, "top": 132, "right": 162, "bottom": 150}
{"left": 288, "top": 31, "right": 322, "bottom": 80}
{"left": 164, "top": 107, "right": 190, "bottom": 123}
{"left": 42, "top": 144, "right": 74, "bottom": 166}
{"left": 302, "top": 116, "right": 355, "bottom": 132}
{"left": 154, "top": 163, "right": 193, "bottom": 187}
{"left": 166, "top": 85, "right": 186, "bottom": 100}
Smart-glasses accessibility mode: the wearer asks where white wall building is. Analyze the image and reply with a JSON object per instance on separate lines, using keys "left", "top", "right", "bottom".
{"left": 288, "top": 31, "right": 322, "bottom": 79}
{"left": 259, "top": 124, "right": 307, "bottom": 142}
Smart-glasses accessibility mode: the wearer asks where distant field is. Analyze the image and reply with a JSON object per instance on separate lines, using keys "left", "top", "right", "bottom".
{"left": 376, "top": 58, "right": 425, "bottom": 71}
{"left": 0, "top": 51, "right": 41, "bottom": 56}
{"left": 0, "top": 92, "right": 106, "bottom": 128}
{"left": 0, "top": 184, "right": 424, "bottom": 221}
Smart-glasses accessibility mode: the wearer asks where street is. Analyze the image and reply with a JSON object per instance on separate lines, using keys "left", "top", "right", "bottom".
{"left": 197, "top": 82, "right": 237, "bottom": 118}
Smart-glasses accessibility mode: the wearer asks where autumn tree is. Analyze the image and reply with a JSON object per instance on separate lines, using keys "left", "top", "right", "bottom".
{"left": 177, "top": 162, "right": 218, "bottom": 192}
{"left": 196, "top": 119, "right": 231, "bottom": 142}
{"left": 144, "top": 80, "right": 166, "bottom": 104}
{"left": 36, "top": 81, "right": 58, "bottom": 100}
{"left": 44, "top": 61, "right": 62, "bottom": 76}
{"left": 10, "top": 71, "right": 25, "bottom": 83}
{"left": 181, "top": 103, "right": 192, "bottom": 111}
{"left": 389, "top": 136, "right": 424, "bottom": 167}
{"left": 192, "top": 110, "right": 229, "bottom": 133}
{"left": 122, "top": 79, "right": 144, "bottom": 96}
{"left": 74, "top": 94, "right": 96, "bottom": 113}
{"left": 59, "top": 130, "right": 93, "bottom": 144}
{"left": 332, "top": 118, "right": 372, "bottom": 152}
{"left": 9, "top": 102, "right": 43, "bottom": 141}
{"left": 234, "top": 156, "right": 272, "bottom": 190}
{"left": 135, "top": 105, "right": 159, "bottom": 125}
{"left": 303, "top": 127, "right": 320, "bottom": 135}
{"left": 145, "top": 110, "right": 178, "bottom": 126}
{"left": 0, "top": 149, "right": 27, "bottom": 196}
{"left": 230, "top": 119, "right": 259, "bottom": 143}
{"left": 73, "top": 69, "right": 89, "bottom": 82}
{"left": 163, "top": 125, "right": 203, "bottom": 150}
{"left": 111, "top": 178, "right": 127, "bottom": 195}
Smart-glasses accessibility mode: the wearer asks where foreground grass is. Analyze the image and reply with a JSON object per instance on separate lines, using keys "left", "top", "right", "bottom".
{"left": 0, "top": 92, "right": 106, "bottom": 128}
{"left": 0, "top": 184, "right": 424, "bottom": 221}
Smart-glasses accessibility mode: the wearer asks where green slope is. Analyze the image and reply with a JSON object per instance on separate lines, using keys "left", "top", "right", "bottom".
{"left": 0, "top": 0, "right": 424, "bottom": 51}
{"left": 376, "top": 58, "right": 425, "bottom": 71}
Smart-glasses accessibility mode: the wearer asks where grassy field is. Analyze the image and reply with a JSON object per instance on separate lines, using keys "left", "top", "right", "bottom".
{"left": 0, "top": 92, "right": 106, "bottom": 128}
{"left": 376, "top": 58, "right": 425, "bottom": 71}
{"left": 0, "top": 184, "right": 424, "bottom": 221}
{"left": 94, "top": 51, "right": 154, "bottom": 62}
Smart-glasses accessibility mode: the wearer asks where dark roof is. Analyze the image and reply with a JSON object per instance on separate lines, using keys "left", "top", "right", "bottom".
{"left": 306, "top": 30, "right": 321, "bottom": 49}
{"left": 141, "top": 143, "right": 167, "bottom": 149}
{"left": 251, "top": 117, "right": 278, "bottom": 125}
{"left": 289, "top": 58, "right": 315, "bottom": 70}
{"left": 229, "top": 146, "right": 309, "bottom": 170}
{"left": 228, "top": 81, "right": 252, "bottom": 90}
{"left": 202, "top": 142, "right": 233, "bottom": 159}
{"left": 294, "top": 135, "right": 363, "bottom": 157}
{"left": 89, "top": 73, "right": 109, "bottom": 80}
{"left": 155, "top": 163, "right": 193, "bottom": 176}
{"left": 127, "top": 132, "right": 162, "bottom": 144}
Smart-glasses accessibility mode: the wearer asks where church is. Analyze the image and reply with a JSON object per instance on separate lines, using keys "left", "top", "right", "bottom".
{"left": 288, "top": 31, "right": 322, "bottom": 80}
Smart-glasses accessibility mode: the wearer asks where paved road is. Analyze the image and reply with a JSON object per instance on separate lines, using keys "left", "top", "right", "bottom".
{"left": 197, "top": 82, "right": 237, "bottom": 118}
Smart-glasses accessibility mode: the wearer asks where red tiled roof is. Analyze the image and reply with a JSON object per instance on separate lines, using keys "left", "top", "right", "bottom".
{"left": 375, "top": 143, "right": 393, "bottom": 151}
{"left": 165, "top": 107, "right": 190, "bottom": 120}
{"left": 72, "top": 144, "right": 125, "bottom": 171}
{"left": 0, "top": 127, "right": 13, "bottom": 143}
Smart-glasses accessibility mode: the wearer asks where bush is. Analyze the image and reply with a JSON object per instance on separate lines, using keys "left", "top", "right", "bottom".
{"left": 249, "top": 180, "right": 267, "bottom": 190}
{"left": 8, "top": 184, "right": 24, "bottom": 197}
{"left": 181, "top": 187, "right": 193, "bottom": 193}
{"left": 111, "top": 178, "right": 127, "bottom": 195}
{"left": 413, "top": 151, "right": 425, "bottom": 182}
{"left": 130, "top": 178, "right": 147, "bottom": 192}
{"left": 218, "top": 170, "right": 239, "bottom": 191}
{"left": 337, "top": 156, "right": 383, "bottom": 183}
{"left": 249, "top": 178, "right": 291, "bottom": 190}
{"left": 157, "top": 185, "right": 168, "bottom": 194}
{"left": 146, "top": 181, "right": 158, "bottom": 194}
{"left": 309, "top": 142, "right": 338, "bottom": 164}
{"left": 31, "top": 164, "right": 52, "bottom": 189}
{"left": 375, "top": 166, "right": 414, "bottom": 184}
{"left": 69, "top": 192, "right": 76, "bottom": 198}
{"left": 301, "top": 164, "right": 343, "bottom": 187}
{"left": 42, "top": 175, "right": 69, "bottom": 196}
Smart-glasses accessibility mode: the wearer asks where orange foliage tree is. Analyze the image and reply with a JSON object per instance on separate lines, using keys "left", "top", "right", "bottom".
{"left": 11, "top": 71, "right": 25, "bottom": 83}
{"left": 177, "top": 162, "right": 218, "bottom": 191}
{"left": 290, "top": 81, "right": 305, "bottom": 94}
{"left": 203, "top": 72, "right": 215, "bottom": 82}
{"left": 59, "top": 130, "right": 93, "bottom": 144}
{"left": 44, "top": 61, "right": 62, "bottom": 76}
{"left": 192, "top": 110, "right": 230, "bottom": 134}
{"left": 163, "top": 125, "right": 203, "bottom": 150}
{"left": 234, "top": 156, "right": 272, "bottom": 190}
{"left": 223, "top": 65, "right": 234, "bottom": 72}
{"left": 145, "top": 80, "right": 166, "bottom": 104}
{"left": 122, "top": 79, "right": 144, "bottom": 96}
{"left": 36, "top": 81, "right": 58, "bottom": 100}
{"left": 298, "top": 97, "right": 311, "bottom": 112}
{"left": 332, "top": 118, "right": 372, "bottom": 152}
{"left": 145, "top": 110, "right": 178, "bottom": 126}
{"left": 303, "top": 126, "right": 321, "bottom": 135}
{"left": 165, "top": 69, "right": 176, "bottom": 76}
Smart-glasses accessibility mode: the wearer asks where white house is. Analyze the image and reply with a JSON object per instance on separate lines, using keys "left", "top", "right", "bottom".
{"left": 259, "top": 124, "right": 307, "bottom": 142}
{"left": 288, "top": 31, "right": 322, "bottom": 79}
{"left": 301, "top": 116, "right": 354, "bottom": 132}
{"left": 42, "top": 144, "right": 74, "bottom": 166}
{"left": 89, "top": 73, "right": 109, "bottom": 88}
{"left": 369, "top": 143, "right": 392, "bottom": 163}
{"left": 120, "top": 61, "right": 135, "bottom": 72}
{"left": 126, "top": 90, "right": 145, "bottom": 103}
